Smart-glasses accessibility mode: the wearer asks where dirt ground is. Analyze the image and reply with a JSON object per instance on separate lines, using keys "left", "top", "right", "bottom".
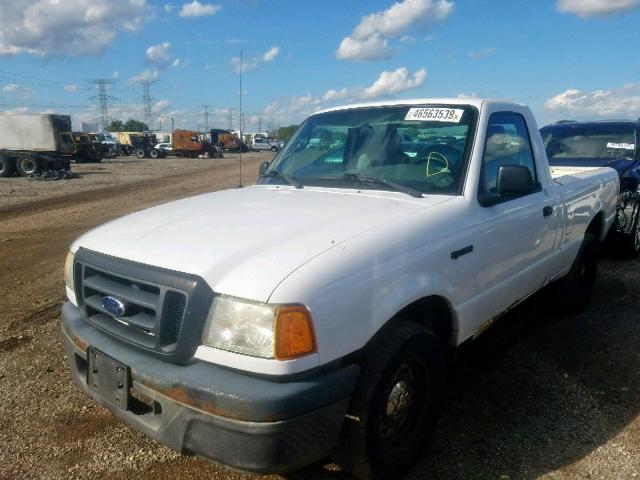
{"left": 1, "top": 153, "right": 639, "bottom": 480}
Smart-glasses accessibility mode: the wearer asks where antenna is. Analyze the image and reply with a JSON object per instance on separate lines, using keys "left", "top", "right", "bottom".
{"left": 238, "top": 49, "right": 243, "bottom": 188}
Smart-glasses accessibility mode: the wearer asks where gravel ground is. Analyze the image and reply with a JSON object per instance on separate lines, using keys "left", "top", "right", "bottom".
{"left": 0, "top": 154, "right": 639, "bottom": 479}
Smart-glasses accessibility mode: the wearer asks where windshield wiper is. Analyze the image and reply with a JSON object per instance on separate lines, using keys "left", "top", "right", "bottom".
{"left": 340, "top": 173, "right": 423, "bottom": 198}
{"left": 260, "top": 170, "right": 303, "bottom": 189}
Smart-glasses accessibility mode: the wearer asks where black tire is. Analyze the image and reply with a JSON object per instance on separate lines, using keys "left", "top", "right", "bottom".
{"left": 620, "top": 199, "right": 640, "bottom": 257}
{"left": 0, "top": 155, "right": 15, "bottom": 177}
{"left": 551, "top": 233, "right": 598, "bottom": 313}
{"left": 135, "top": 148, "right": 146, "bottom": 159}
{"left": 270, "top": 146, "right": 278, "bottom": 152}
{"left": 334, "top": 320, "right": 445, "bottom": 479}
{"left": 150, "top": 148, "right": 159, "bottom": 158}
{"left": 16, "top": 155, "right": 40, "bottom": 177}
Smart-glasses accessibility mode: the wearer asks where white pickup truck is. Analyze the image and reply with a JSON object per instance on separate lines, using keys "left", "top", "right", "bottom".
{"left": 61, "top": 99, "right": 618, "bottom": 479}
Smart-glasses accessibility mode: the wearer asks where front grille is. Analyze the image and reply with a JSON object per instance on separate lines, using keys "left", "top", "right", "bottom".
{"left": 74, "top": 248, "right": 213, "bottom": 363}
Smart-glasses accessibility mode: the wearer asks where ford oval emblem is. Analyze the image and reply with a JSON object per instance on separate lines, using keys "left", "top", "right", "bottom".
{"left": 102, "top": 296, "right": 127, "bottom": 317}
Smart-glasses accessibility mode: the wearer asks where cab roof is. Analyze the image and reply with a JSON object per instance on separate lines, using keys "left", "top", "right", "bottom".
{"left": 313, "top": 98, "right": 525, "bottom": 116}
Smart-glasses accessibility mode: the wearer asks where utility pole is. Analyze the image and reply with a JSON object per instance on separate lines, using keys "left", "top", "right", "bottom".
{"left": 238, "top": 49, "right": 243, "bottom": 188}
{"left": 89, "top": 79, "right": 116, "bottom": 130}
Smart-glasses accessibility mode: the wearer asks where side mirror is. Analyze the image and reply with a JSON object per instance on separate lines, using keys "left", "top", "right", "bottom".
{"left": 259, "top": 160, "right": 270, "bottom": 176}
{"left": 496, "top": 165, "right": 534, "bottom": 196}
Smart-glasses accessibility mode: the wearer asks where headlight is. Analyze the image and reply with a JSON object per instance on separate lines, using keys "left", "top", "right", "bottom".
{"left": 202, "top": 296, "right": 316, "bottom": 360}
{"left": 64, "top": 251, "right": 75, "bottom": 293}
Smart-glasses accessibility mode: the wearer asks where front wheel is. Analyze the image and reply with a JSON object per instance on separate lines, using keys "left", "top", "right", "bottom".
{"left": 135, "top": 148, "right": 146, "bottom": 159}
{"left": 334, "top": 320, "right": 444, "bottom": 479}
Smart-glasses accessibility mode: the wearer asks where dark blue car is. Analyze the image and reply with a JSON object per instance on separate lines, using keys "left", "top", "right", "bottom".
{"left": 540, "top": 120, "right": 640, "bottom": 256}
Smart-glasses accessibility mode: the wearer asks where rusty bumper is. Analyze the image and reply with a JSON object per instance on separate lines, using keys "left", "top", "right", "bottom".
{"left": 60, "top": 302, "right": 358, "bottom": 473}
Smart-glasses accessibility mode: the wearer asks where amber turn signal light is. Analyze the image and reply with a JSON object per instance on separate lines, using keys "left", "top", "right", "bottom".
{"left": 275, "top": 306, "right": 316, "bottom": 360}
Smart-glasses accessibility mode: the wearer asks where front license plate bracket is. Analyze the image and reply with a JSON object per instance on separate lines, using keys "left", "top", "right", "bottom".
{"left": 86, "top": 347, "right": 130, "bottom": 410}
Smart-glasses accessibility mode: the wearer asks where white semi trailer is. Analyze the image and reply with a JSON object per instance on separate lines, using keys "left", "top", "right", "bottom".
{"left": 0, "top": 113, "right": 73, "bottom": 177}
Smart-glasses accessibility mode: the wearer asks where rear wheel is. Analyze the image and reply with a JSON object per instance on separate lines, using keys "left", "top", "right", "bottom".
{"left": 619, "top": 198, "right": 640, "bottom": 257}
{"left": 150, "top": 148, "right": 159, "bottom": 158}
{"left": 551, "top": 233, "right": 598, "bottom": 313}
{"left": 0, "top": 155, "right": 14, "bottom": 177}
{"left": 16, "top": 155, "right": 40, "bottom": 177}
{"left": 334, "top": 320, "right": 444, "bottom": 479}
{"left": 135, "top": 149, "right": 146, "bottom": 159}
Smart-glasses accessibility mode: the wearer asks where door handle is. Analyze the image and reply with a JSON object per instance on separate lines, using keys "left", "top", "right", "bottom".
{"left": 543, "top": 206, "right": 553, "bottom": 217}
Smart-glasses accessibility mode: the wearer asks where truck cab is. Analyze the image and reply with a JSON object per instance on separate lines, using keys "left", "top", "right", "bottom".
{"left": 60, "top": 99, "right": 618, "bottom": 479}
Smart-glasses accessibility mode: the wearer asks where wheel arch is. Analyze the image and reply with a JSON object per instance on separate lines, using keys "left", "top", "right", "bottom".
{"left": 586, "top": 210, "right": 605, "bottom": 241}
{"left": 384, "top": 295, "right": 458, "bottom": 347}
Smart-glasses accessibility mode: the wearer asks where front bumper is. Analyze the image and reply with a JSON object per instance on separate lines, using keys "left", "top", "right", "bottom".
{"left": 60, "top": 302, "right": 359, "bottom": 473}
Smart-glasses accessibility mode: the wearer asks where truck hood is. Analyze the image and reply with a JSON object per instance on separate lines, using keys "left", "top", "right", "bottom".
{"left": 74, "top": 185, "right": 449, "bottom": 301}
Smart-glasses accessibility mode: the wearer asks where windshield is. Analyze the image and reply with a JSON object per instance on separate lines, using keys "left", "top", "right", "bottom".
{"left": 541, "top": 123, "right": 637, "bottom": 161}
{"left": 260, "top": 104, "right": 477, "bottom": 195}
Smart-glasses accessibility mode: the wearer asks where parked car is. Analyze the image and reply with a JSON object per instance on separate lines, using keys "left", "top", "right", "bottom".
{"left": 541, "top": 120, "right": 640, "bottom": 255}
{"left": 253, "top": 137, "right": 282, "bottom": 152}
{"left": 61, "top": 99, "right": 618, "bottom": 479}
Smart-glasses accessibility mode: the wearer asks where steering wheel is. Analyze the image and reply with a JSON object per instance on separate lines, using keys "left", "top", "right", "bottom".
{"left": 418, "top": 144, "right": 462, "bottom": 176}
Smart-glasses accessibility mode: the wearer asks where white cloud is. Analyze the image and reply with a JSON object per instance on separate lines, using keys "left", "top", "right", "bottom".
{"left": 164, "top": 4, "right": 175, "bottom": 12}
{"left": 64, "top": 84, "right": 82, "bottom": 92}
{"left": 262, "top": 46, "right": 280, "bottom": 62}
{"left": 2, "top": 84, "right": 19, "bottom": 93}
{"left": 129, "top": 69, "right": 159, "bottom": 83}
{"left": 544, "top": 84, "right": 640, "bottom": 118}
{"left": 2, "top": 83, "right": 33, "bottom": 98}
{"left": 224, "top": 38, "right": 246, "bottom": 44}
{"left": 171, "top": 58, "right": 184, "bottom": 67}
{"left": 556, "top": 0, "right": 640, "bottom": 17}
{"left": 322, "top": 88, "right": 349, "bottom": 102}
{"left": 258, "top": 66, "right": 427, "bottom": 126}
{"left": 457, "top": 92, "right": 478, "bottom": 99}
{"left": 230, "top": 46, "right": 281, "bottom": 74}
{"left": 0, "top": 0, "right": 151, "bottom": 57}
{"left": 468, "top": 48, "right": 494, "bottom": 60}
{"left": 362, "top": 67, "right": 427, "bottom": 98}
{"left": 400, "top": 35, "right": 416, "bottom": 44}
{"left": 146, "top": 42, "right": 172, "bottom": 68}
{"left": 336, "top": 34, "right": 392, "bottom": 62}
{"left": 179, "top": 1, "right": 221, "bottom": 18}
{"left": 337, "top": 0, "right": 454, "bottom": 61}
{"left": 152, "top": 99, "right": 170, "bottom": 113}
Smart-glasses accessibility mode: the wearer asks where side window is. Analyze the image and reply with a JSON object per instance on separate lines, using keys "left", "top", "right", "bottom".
{"left": 480, "top": 112, "right": 538, "bottom": 198}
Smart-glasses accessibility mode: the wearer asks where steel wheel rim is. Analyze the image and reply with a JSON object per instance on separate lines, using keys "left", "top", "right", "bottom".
{"left": 21, "top": 158, "right": 36, "bottom": 174}
{"left": 377, "top": 356, "right": 430, "bottom": 450}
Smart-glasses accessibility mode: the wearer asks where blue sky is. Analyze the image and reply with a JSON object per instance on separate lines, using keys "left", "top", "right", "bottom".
{"left": 1, "top": 0, "right": 640, "bottom": 131}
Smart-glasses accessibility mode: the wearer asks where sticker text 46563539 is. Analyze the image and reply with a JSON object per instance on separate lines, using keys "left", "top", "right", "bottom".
{"left": 405, "top": 107, "right": 464, "bottom": 123}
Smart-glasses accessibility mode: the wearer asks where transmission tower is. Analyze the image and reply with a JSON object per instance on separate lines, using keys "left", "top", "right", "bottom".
{"left": 140, "top": 80, "right": 156, "bottom": 130}
{"left": 227, "top": 108, "right": 234, "bottom": 130}
{"left": 202, "top": 104, "right": 212, "bottom": 131}
{"left": 89, "top": 79, "right": 116, "bottom": 129}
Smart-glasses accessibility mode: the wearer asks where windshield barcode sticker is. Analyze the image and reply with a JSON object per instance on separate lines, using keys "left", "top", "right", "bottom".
{"left": 606, "top": 142, "right": 635, "bottom": 150}
{"left": 405, "top": 108, "right": 464, "bottom": 123}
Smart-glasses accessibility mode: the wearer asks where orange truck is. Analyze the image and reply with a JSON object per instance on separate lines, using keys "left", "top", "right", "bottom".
{"left": 172, "top": 129, "right": 222, "bottom": 158}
